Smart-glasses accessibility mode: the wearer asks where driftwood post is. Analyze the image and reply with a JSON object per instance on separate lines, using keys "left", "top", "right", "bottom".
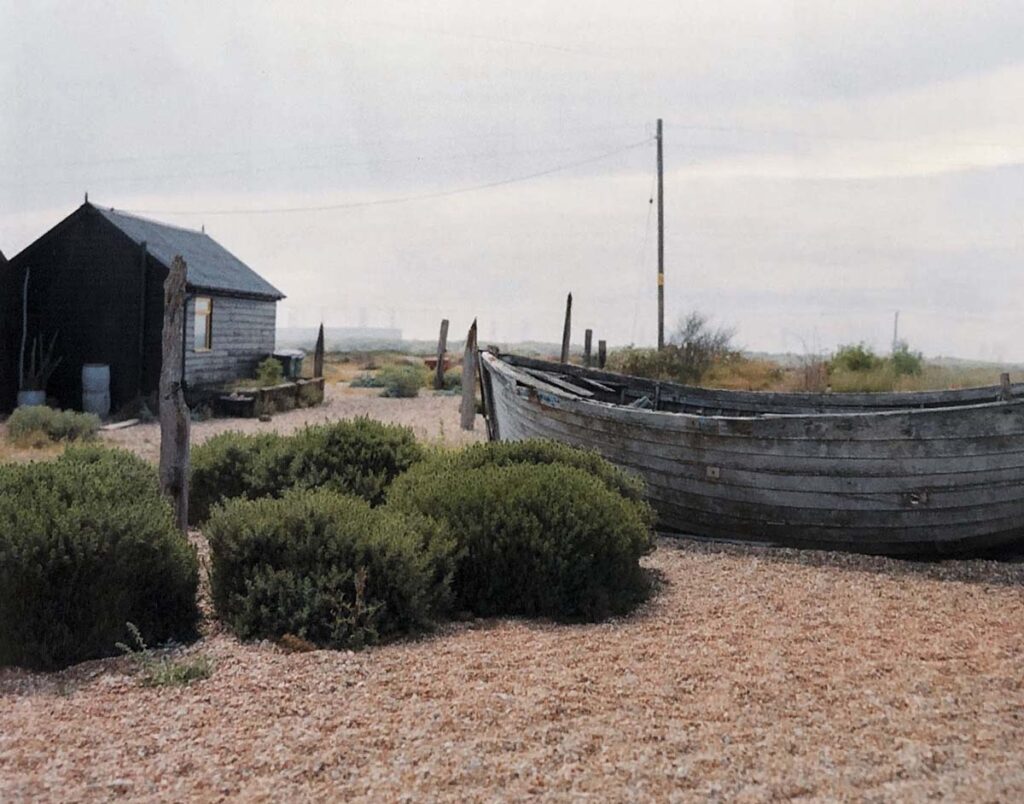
{"left": 313, "top": 322, "right": 325, "bottom": 378}
{"left": 598, "top": 339, "right": 607, "bottom": 369}
{"left": 584, "top": 329, "right": 593, "bottom": 368}
{"left": 460, "top": 319, "right": 478, "bottom": 431}
{"left": 434, "top": 318, "right": 449, "bottom": 390}
{"left": 560, "top": 293, "right": 572, "bottom": 363}
{"left": 159, "top": 256, "right": 190, "bottom": 533}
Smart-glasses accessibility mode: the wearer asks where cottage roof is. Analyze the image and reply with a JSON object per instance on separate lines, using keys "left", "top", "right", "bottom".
{"left": 96, "top": 207, "right": 284, "bottom": 300}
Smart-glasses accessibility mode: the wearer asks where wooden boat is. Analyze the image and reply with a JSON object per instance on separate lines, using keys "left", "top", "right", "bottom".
{"left": 479, "top": 351, "right": 1024, "bottom": 556}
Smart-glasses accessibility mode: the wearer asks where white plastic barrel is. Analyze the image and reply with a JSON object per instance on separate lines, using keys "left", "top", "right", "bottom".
{"left": 82, "top": 364, "right": 110, "bottom": 418}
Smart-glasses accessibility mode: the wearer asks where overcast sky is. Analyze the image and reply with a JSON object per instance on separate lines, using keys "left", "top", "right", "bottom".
{"left": 3, "top": 1, "right": 1024, "bottom": 359}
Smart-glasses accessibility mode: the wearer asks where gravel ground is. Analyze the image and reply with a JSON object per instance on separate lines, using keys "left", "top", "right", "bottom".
{"left": 98, "top": 383, "right": 485, "bottom": 462}
{"left": 2, "top": 537, "right": 1023, "bottom": 802}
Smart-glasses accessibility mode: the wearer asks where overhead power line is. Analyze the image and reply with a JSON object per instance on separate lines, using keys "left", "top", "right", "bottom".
{"left": 124, "top": 138, "right": 653, "bottom": 218}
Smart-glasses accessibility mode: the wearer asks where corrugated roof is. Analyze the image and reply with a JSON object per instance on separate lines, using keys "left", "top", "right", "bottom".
{"left": 96, "top": 207, "right": 284, "bottom": 299}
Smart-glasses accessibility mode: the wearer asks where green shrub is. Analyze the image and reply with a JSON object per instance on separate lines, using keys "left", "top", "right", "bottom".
{"left": 831, "top": 343, "right": 881, "bottom": 373}
{"left": 441, "top": 366, "right": 463, "bottom": 391}
{"left": 379, "top": 364, "right": 426, "bottom": 398}
{"left": 388, "top": 461, "right": 654, "bottom": 620}
{"left": 421, "top": 439, "right": 653, "bottom": 526}
{"left": 287, "top": 418, "right": 425, "bottom": 504}
{"left": 0, "top": 447, "right": 199, "bottom": 670}
{"left": 256, "top": 356, "right": 284, "bottom": 387}
{"left": 349, "top": 372, "right": 385, "bottom": 388}
{"left": 189, "top": 419, "right": 424, "bottom": 523}
{"left": 189, "top": 432, "right": 287, "bottom": 524}
{"left": 7, "top": 406, "right": 100, "bottom": 443}
{"left": 891, "top": 340, "right": 924, "bottom": 376}
{"left": 207, "top": 490, "right": 452, "bottom": 649}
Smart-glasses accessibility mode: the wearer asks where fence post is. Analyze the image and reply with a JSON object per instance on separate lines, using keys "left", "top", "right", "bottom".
{"left": 460, "top": 319, "right": 478, "bottom": 430}
{"left": 560, "top": 293, "right": 572, "bottom": 363}
{"left": 313, "top": 322, "right": 325, "bottom": 378}
{"left": 584, "top": 329, "right": 593, "bottom": 368}
{"left": 159, "top": 255, "right": 190, "bottom": 533}
{"left": 434, "top": 318, "right": 449, "bottom": 390}
{"left": 598, "top": 340, "right": 607, "bottom": 369}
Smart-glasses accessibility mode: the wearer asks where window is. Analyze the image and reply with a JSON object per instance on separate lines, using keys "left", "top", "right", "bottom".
{"left": 194, "top": 296, "right": 212, "bottom": 351}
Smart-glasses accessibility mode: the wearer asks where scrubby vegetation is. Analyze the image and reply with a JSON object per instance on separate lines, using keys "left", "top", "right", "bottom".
{"left": 0, "top": 447, "right": 199, "bottom": 670}
{"left": 378, "top": 364, "right": 427, "bottom": 398}
{"left": 189, "top": 418, "right": 424, "bottom": 523}
{"left": 207, "top": 490, "right": 452, "bottom": 649}
{"left": 6, "top": 406, "right": 100, "bottom": 445}
{"left": 255, "top": 356, "right": 284, "bottom": 387}
{"left": 389, "top": 459, "right": 653, "bottom": 620}
{"left": 608, "top": 311, "right": 737, "bottom": 385}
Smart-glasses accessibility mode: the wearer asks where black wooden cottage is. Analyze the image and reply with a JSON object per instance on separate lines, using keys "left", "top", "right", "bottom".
{"left": 0, "top": 202, "right": 284, "bottom": 412}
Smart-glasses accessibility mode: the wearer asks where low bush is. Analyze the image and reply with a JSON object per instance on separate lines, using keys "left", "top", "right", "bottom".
{"left": 349, "top": 372, "right": 385, "bottom": 388}
{"left": 891, "top": 340, "right": 924, "bottom": 376}
{"left": 189, "top": 419, "right": 424, "bottom": 523}
{"left": 388, "top": 459, "right": 654, "bottom": 620}
{"left": 287, "top": 418, "right": 425, "bottom": 504}
{"left": 6, "top": 406, "right": 100, "bottom": 444}
{"left": 0, "top": 447, "right": 199, "bottom": 670}
{"left": 207, "top": 490, "right": 452, "bottom": 648}
{"left": 256, "top": 356, "right": 284, "bottom": 387}
{"left": 379, "top": 364, "right": 426, "bottom": 398}
{"left": 831, "top": 343, "right": 881, "bottom": 373}
{"left": 441, "top": 366, "right": 463, "bottom": 391}
{"left": 189, "top": 432, "right": 287, "bottom": 524}
{"left": 418, "top": 439, "right": 653, "bottom": 525}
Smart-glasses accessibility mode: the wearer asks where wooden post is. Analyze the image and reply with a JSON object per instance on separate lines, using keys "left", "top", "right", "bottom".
{"left": 560, "top": 293, "right": 572, "bottom": 363}
{"left": 460, "top": 319, "right": 478, "bottom": 431}
{"left": 1000, "top": 372, "right": 1012, "bottom": 401}
{"left": 159, "top": 256, "right": 190, "bottom": 533}
{"left": 598, "top": 339, "right": 607, "bottom": 369}
{"left": 584, "top": 329, "right": 593, "bottom": 368}
{"left": 434, "top": 318, "right": 449, "bottom": 390}
{"left": 313, "top": 322, "right": 325, "bottom": 378}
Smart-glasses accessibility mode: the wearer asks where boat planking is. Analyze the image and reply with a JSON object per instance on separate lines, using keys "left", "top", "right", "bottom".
{"left": 479, "top": 351, "right": 1024, "bottom": 556}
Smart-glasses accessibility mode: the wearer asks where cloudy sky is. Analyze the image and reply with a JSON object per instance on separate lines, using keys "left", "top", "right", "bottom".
{"left": 3, "top": 1, "right": 1024, "bottom": 359}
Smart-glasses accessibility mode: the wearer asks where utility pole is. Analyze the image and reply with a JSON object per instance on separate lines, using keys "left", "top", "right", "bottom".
{"left": 656, "top": 118, "right": 665, "bottom": 351}
{"left": 892, "top": 310, "right": 900, "bottom": 353}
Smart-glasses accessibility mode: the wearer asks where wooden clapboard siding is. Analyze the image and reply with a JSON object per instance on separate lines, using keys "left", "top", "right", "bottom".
{"left": 481, "top": 352, "right": 1024, "bottom": 555}
{"left": 184, "top": 295, "right": 276, "bottom": 387}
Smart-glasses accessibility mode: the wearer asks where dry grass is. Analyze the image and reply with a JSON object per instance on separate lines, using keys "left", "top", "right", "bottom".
{"left": 2, "top": 537, "right": 1023, "bottom": 800}
{"left": 702, "top": 356, "right": 1012, "bottom": 394}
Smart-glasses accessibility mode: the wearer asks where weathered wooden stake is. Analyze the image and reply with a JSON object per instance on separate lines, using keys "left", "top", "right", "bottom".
{"left": 584, "top": 329, "right": 593, "bottom": 368}
{"left": 313, "top": 322, "right": 325, "bottom": 378}
{"left": 1000, "top": 372, "right": 1012, "bottom": 401}
{"left": 434, "top": 318, "right": 449, "bottom": 390}
{"left": 460, "top": 319, "right": 478, "bottom": 431}
{"left": 159, "top": 256, "right": 190, "bottom": 533}
{"left": 560, "top": 293, "right": 572, "bottom": 363}
{"left": 598, "top": 339, "right": 607, "bottom": 369}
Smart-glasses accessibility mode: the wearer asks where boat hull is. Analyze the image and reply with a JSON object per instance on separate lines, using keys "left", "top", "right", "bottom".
{"left": 480, "top": 353, "right": 1024, "bottom": 556}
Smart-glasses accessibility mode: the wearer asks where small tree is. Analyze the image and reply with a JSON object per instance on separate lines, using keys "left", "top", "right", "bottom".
{"left": 890, "top": 340, "right": 923, "bottom": 376}
{"left": 667, "top": 312, "right": 737, "bottom": 384}
{"left": 832, "top": 343, "right": 880, "bottom": 373}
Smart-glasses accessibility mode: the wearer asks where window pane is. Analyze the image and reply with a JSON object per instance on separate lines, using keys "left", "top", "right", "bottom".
{"left": 194, "top": 297, "right": 212, "bottom": 350}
